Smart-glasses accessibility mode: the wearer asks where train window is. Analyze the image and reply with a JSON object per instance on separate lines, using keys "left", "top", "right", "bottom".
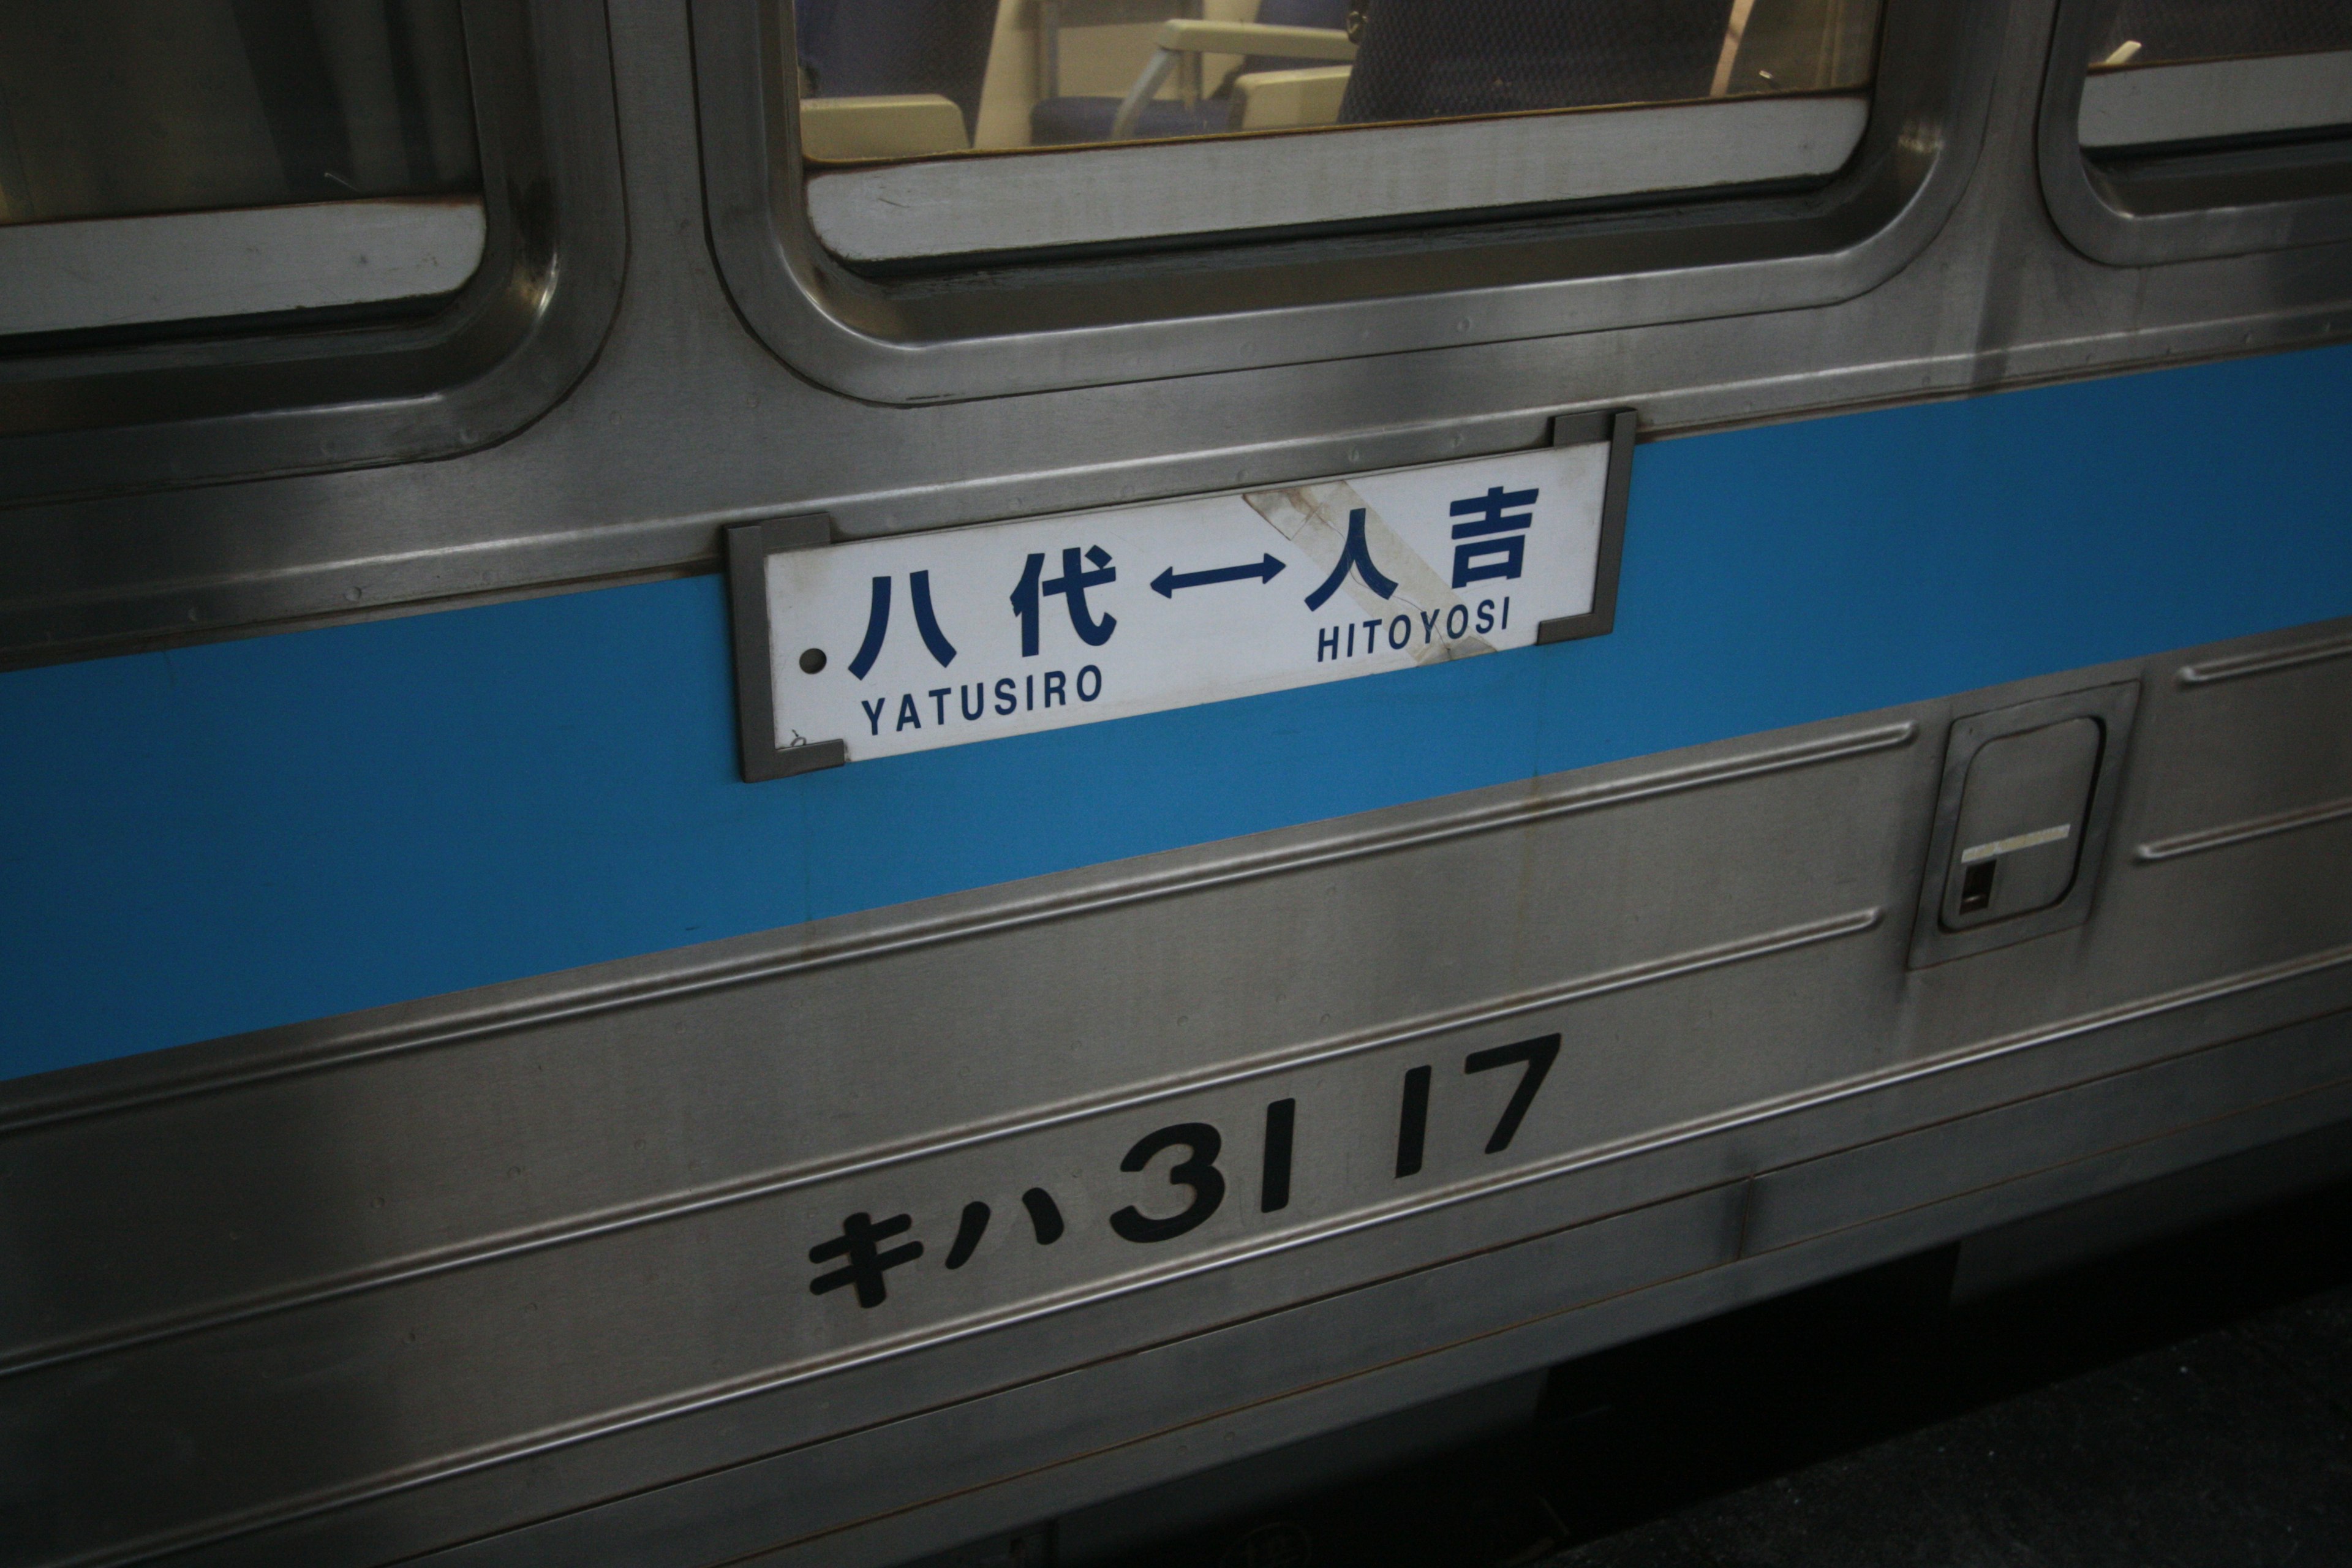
{"left": 0, "top": 1, "right": 484, "bottom": 336}
{"left": 699, "top": 0, "right": 1991, "bottom": 403}
{"left": 2078, "top": 2, "right": 2352, "bottom": 155}
{"left": 0, "top": 0, "right": 624, "bottom": 508}
{"left": 2042, "top": 0, "right": 2352, "bottom": 265}
{"left": 791, "top": 0, "right": 1884, "bottom": 262}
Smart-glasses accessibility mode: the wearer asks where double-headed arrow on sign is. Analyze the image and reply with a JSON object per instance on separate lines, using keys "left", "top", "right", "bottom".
{"left": 1150, "top": 553, "right": 1287, "bottom": 598}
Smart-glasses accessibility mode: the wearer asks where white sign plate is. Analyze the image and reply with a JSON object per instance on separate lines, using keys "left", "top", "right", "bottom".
{"left": 731, "top": 420, "right": 1626, "bottom": 775}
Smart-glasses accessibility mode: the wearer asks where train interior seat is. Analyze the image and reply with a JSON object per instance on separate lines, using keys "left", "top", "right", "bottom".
{"left": 1029, "top": 0, "right": 1354, "bottom": 145}
{"left": 792, "top": 0, "right": 995, "bottom": 158}
{"left": 1336, "top": 0, "right": 1738, "bottom": 125}
{"left": 1232, "top": 63, "right": 1354, "bottom": 130}
{"left": 799, "top": 94, "right": 973, "bottom": 160}
{"left": 793, "top": 0, "right": 1779, "bottom": 160}
{"left": 793, "top": 0, "right": 1360, "bottom": 157}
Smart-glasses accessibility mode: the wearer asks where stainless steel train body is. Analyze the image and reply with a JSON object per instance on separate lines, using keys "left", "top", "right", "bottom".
{"left": 4, "top": 0, "right": 2351, "bottom": 1563}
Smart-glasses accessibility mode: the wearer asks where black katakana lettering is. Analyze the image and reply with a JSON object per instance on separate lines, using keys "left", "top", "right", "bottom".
{"left": 943, "top": 1200, "right": 989, "bottom": 1270}
{"left": 1021, "top": 1186, "right": 1066, "bottom": 1244}
{"left": 809, "top": 1211, "right": 923, "bottom": 1306}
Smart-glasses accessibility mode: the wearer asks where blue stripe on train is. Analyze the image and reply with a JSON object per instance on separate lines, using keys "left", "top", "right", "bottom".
{"left": 4, "top": 347, "right": 2350, "bottom": 1079}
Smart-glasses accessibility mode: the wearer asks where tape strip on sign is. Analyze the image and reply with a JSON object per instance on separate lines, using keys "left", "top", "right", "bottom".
{"left": 726, "top": 410, "right": 1634, "bottom": 780}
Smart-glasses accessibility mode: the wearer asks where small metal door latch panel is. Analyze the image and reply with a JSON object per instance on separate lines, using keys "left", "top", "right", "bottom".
{"left": 1944, "top": 716, "right": 2101, "bottom": 926}
{"left": 1909, "top": 682, "right": 2139, "bottom": 967}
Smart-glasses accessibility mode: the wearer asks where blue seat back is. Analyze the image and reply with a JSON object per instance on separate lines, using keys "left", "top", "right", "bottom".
{"left": 1236, "top": 0, "right": 1355, "bottom": 77}
{"left": 794, "top": 0, "right": 1000, "bottom": 137}
{"left": 1338, "top": 0, "right": 1736, "bottom": 124}
{"left": 1031, "top": 0, "right": 1355, "bottom": 145}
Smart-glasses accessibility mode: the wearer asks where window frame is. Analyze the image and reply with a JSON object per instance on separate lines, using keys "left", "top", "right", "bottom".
{"left": 2037, "top": 0, "right": 2352, "bottom": 268}
{"left": 693, "top": 0, "right": 2002, "bottom": 406}
{"left": 0, "top": 0, "right": 625, "bottom": 507}
{"left": 802, "top": 94, "right": 1877, "bottom": 265}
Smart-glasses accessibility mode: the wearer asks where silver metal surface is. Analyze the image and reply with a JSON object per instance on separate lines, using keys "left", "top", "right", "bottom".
{"left": 2177, "top": 629, "right": 2352, "bottom": 687}
{"left": 6, "top": 615, "right": 2350, "bottom": 1566}
{"left": 0, "top": 0, "right": 2348, "bottom": 661}
{"left": 547, "top": 1016, "right": 2352, "bottom": 1568}
{"left": 6, "top": 3, "right": 2352, "bottom": 1561}
{"left": 5, "top": 0, "right": 2351, "bottom": 665}
{"left": 807, "top": 95, "right": 1869, "bottom": 262}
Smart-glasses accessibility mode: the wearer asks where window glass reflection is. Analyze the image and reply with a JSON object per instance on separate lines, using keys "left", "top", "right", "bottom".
{"left": 791, "top": 0, "right": 1880, "bottom": 162}
{"left": 0, "top": 0, "right": 479, "bottom": 225}
{"left": 2092, "top": 0, "right": 2352, "bottom": 68}
{"left": 2079, "top": 0, "right": 2352, "bottom": 154}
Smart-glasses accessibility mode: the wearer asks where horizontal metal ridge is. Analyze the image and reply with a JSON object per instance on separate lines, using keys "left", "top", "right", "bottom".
{"left": 55, "top": 929, "right": 2352, "bottom": 1568}
{"left": 2177, "top": 630, "right": 2352, "bottom": 687}
{"left": 40, "top": 910, "right": 1887, "bottom": 1568}
{"left": 1796, "top": 942, "right": 2352, "bottom": 1115}
{"left": 2138, "top": 794, "right": 2352, "bottom": 863}
{"left": 1747, "top": 1066, "right": 2352, "bottom": 1262}
{"left": 1, "top": 909, "right": 1881, "bottom": 1383}
{"left": 0, "top": 720, "right": 1915, "bottom": 1136}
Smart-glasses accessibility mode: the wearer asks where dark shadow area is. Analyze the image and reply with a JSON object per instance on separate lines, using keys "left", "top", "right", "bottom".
{"left": 1095, "top": 1169, "right": 2352, "bottom": 1568}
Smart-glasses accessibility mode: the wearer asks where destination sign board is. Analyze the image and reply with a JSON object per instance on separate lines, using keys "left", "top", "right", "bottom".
{"left": 727, "top": 412, "right": 1630, "bottom": 780}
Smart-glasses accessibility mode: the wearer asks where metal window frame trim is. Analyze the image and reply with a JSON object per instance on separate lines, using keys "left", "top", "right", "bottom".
{"left": 728, "top": 511, "right": 851, "bottom": 782}
{"left": 1534, "top": 407, "right": 1635, "bottom": 647}
{"left": 690, "top": 0, "right": 2003, "bottom": 406}
{"left": 0, "top": 197, "right": 494, "bottom": 337}
{"left": 0, "top": 0, "right": 627, "bottom": 507}
{"left": 803, "top": 94, "right": 1874, "bottom": 263}
{"left": 2076, "top": 50, "right": 2352, "bottom": 152}
{"left": 2037, "top": 0, "right": 2352, "bottom": 266}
